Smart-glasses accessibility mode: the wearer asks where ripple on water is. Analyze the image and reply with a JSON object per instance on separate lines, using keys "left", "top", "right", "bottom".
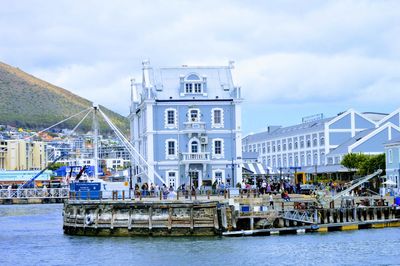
{"left": 0, "top": 204, "right": 399, "bottom": 266}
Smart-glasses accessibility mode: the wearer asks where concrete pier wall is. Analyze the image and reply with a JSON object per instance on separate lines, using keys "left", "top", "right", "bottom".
{"left": 63, "top": 200, "right": 228, "bottom": 236}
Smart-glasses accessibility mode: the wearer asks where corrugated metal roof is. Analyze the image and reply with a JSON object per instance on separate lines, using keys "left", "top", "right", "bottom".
{"left": 244, "top": 117, "right": 332, "bottom": 142}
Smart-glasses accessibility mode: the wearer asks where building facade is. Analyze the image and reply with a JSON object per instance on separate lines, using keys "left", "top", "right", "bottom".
{"left": 129, "top": 61, "right": 243, "bottom": 188}
{"left": 384, "top": 139, "right": 400, "bottom": 194}
{"left": 0, "top": 139, "right": 47, "bottom": 170}
{"left": 243, "top": 109, "right": 400, "bottom": 176}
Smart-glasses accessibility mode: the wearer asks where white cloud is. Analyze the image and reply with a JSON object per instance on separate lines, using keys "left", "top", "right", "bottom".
{"left": 0, "top": 0, "right": 400, "bottom": 131}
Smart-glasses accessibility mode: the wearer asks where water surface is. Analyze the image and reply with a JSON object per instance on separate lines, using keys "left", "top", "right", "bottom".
{"left": 0, "top": 204, "right": 399, "bottom": 266}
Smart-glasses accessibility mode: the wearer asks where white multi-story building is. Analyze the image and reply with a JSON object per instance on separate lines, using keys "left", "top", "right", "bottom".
{"left": 243, "top": 109, "right": 400, "bottom": 176}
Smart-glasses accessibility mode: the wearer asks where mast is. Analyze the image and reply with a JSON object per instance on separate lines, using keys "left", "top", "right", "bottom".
{"left": 93, "top": 104, "right": 99, "bottom": 179}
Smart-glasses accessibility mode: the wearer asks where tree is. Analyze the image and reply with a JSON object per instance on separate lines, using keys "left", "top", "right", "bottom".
{"left": 47, "top": 162, "right": 66, "bottom": 171}
{"left": 341, "top": 153, "right": 385, "bottom": 177}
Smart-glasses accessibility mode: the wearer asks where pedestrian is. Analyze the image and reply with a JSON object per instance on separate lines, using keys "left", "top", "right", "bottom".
{"left": 269, "top": 193, "right": 274, "bottom": 209}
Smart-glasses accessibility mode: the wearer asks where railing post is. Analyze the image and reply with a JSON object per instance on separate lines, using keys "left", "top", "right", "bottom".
{"left": 194, "top": 190, "right": 197, "bottom": 200}
{"left": 122, "top": 190, "right": 125, "bottom": 201}
{"left": 87, "top": 191, "right": 90, "bottom": 200}
{"left": 139, "top": 191, "right": 142, "bottom": 201}
{"left": 207, "top": 190, "right": 210, "bottom": 200}
{"left": 159, "top": 190, "right": 162, "bottom": 200}
{"left": 228, "top": 189, "right": 231, "bottom": 199}
{"left": 224, "top": 190, "right": 227, "bottom": 199}
{"left": 177, "top": 190, "right": 179, "bottom": 200}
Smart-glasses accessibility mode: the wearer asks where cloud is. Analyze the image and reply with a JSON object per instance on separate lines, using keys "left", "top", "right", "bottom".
{"left": 0, "top": 0, "right": 399, "bottom": 128}
{"left": 237, "top": 53, "right": 400, "bottom": 104}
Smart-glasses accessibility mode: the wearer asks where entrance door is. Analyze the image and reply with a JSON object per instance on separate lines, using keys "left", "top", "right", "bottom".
{"left": 189, "top": 171, "right": 199, "bottom": 188}
{"left": 167, "top": 172, "right": 177, "bottom": 189}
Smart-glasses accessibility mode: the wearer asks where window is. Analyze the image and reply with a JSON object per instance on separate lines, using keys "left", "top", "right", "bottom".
{"left": 194, "top": 83, "right": 202, "bottom": 93}
{"left": 213, "top": 139, "right": 224, "bottom": 158}
{"left": 168, "top": 141, "right": 175, "bottom": 155}
{"left": 165, "top": 108, "right": 177, "bottom": 128}
{"left": 189, "top": 109, "right": 199, "bottom": 122}
{"left": 306, "top": 140, "right": 311, "bottom": 148}
{"left": 191, "top": 141, "right": 198, "bottom": 153}
{"left": 300, "top": 141, "right": 304, "bottom": 149}
{"left": 313, "top": 138, "right": 317, "bottom": 147}
{"left": 185, "top": 83, "right": 201, "bottom": 93}
{"left": 320, "top": 137, "right": 325, "bottom": 146}
{"left": 167, "top": 110, "right": 175, "bottom": 125}
{"left": 388, "top": 149, "right": 393, "bottom": 164}
{"left": 212, "top": 108, "right": 224, "bottom": 128}
{"left": 288, "top": 142, "right": 292, "bottom": 150}
{"left": 165, "top": 139, "right": 177, "bottom": 159}
{"left": 294, "top": 142, "right": 298, "bottom": 149}
{"left": 215, "top": 140, "right": 222, "bottom": 154}
{"left": 185, "top": 83, "right": 193, "bottom": 93}
{"left": 283, "top": 143, "right": 286, "bottom": 151}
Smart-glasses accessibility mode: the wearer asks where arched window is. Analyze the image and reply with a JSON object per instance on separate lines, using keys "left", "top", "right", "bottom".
{"left": 191, "top": 141, "right": 198, "bottom": 153}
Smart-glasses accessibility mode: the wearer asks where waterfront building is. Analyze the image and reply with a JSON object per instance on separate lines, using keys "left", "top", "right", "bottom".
{"left": 129, "top": 61, "right": 243, "bottom": 188}
{"left": 242, "top": 109, "right": 400, "bottom": 178}
{"left": 384, "top": 139, "right": 400, "bottom": 194}
{"left": 0, "top": 139, "right": 47, "bottom": 170}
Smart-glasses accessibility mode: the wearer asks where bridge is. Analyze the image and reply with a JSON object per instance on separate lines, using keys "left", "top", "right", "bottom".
{"left": 282, "top": 209, "right": 317, "bottom": 224}
{"left": 0, "top": 188, "right": 69, "bottom": 203}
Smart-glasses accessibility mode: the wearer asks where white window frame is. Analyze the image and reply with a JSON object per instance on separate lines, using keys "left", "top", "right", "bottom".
{"left": 164, "top": 108, "right": 177, "bottom": 129}
{"left": 211, "top": 108, "right": 224, "bottom": 128}
{"left": 388, "top": 149, "right": 393, "bottom": 164}
{"left": 212, "top": 138, "right": 224, "bottom": 159}
{"left": 165, "top": 139, "right": 178, "bottom": 160}
{"left": 212, "top": 169, "right": 225, "bottom": 184}
{"left": 187, "top": 108, "right": 201, "bottom": 122}
{"left": 166, "top": 170, "right": 178, "bottom": 189}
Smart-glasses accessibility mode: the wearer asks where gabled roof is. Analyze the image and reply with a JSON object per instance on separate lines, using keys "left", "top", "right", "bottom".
{"left": 377, "top": 107, "right": 400, "bottom": 126}
{"left": 327, "top": 128, "right": 374, "bottom": 156}
{"left": 328, "top": 122, "right": 400, "bottom": 156}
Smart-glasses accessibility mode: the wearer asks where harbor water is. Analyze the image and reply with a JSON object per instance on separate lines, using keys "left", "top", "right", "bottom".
{"left": 0, "top": 204, "right": 399, "bottom": 266}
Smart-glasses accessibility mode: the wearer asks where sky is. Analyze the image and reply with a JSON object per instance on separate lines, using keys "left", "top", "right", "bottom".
{"left": 1, "top": 0, "right": 400, "bottom": 135}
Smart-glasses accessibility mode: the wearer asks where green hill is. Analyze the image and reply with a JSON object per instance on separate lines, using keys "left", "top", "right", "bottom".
{"left": 0, "top": 61, "right": 129, "bottom": 134}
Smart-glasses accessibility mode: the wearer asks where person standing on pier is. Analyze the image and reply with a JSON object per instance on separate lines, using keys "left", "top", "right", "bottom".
{"left": 269, "top": 193, "right": 274, "bottom": 209}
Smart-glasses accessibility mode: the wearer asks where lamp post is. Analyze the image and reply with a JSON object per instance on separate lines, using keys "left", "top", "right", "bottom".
{"left": 226, "top": 158, "right": 236, "bottom": 188}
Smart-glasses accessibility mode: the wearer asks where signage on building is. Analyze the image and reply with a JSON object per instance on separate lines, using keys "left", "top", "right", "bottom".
{"left": 302, "top": 113, "right": 324, "bottom": 123}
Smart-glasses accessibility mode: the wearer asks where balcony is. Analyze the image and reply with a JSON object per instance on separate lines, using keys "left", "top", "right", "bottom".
{"left": 183, "top": 121, "right": 206, "bottom": 131}
{"left": 181, "top": 152, "right": 210, "bottom": 162}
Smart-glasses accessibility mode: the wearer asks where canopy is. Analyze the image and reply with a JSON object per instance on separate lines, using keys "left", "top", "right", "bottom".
{"left": 242, "top": 163, "right": 268, "bottom": 175}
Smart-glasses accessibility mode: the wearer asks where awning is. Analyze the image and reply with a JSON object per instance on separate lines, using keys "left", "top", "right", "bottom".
{"left": 242, "top": 163, "right": 268, "bottom": 175}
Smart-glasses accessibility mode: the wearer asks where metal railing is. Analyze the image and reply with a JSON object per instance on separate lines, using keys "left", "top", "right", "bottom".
{"left": 282, "top": 209, "right": 316, "bottom": 224}
{"left": 183, "top": 121, "right": 206, "bottom": 130}
{"left": 68, "top": 188, "right": 279, "bottom": 201}
{"left": 0, "top": 188, "right": 69, "bottom": 199}
{"left": 181, "top": 152, "right": 210, "bottom": 161}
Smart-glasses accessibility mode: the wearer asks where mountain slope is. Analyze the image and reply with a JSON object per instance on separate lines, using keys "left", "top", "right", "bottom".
{"left": 0, "top": 61, "right": 129, "bottom": 134}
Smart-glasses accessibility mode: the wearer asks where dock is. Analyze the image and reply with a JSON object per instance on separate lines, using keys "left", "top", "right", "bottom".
{"left": 62, "top": 192, "right": 400, "bottom": 237}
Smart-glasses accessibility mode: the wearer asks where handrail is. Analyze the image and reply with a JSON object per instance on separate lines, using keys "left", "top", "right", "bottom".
{"left": 0, "top": 188, "right": 69, "bottom": 199}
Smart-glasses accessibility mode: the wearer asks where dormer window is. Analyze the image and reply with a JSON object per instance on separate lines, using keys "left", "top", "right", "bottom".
{"left": 184, "top": 74, "right": 202, "bottom": 94}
